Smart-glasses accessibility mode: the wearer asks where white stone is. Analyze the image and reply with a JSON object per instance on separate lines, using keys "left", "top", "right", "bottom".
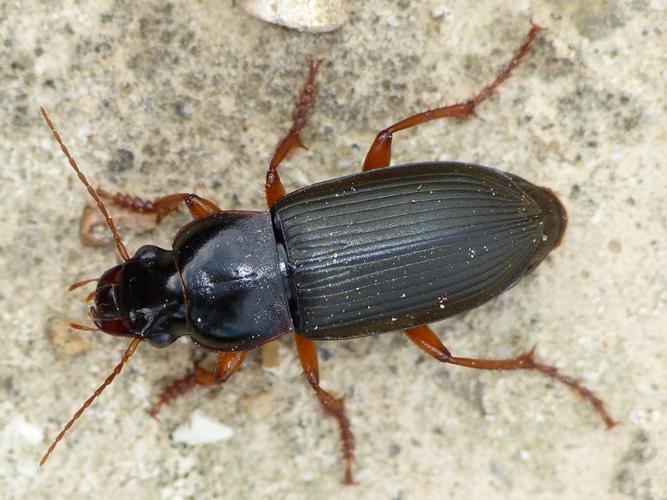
{"left": 237, "top": 0, "right": 347, "bottom": 32}
{"left": 5, "top": 417, "right": 44, "bottom": 444}
{"left": 172, "top": 410, "right": 234, "bottom": 445}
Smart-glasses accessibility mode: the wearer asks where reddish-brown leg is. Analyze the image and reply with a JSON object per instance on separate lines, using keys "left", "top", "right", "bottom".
{"left": 147, "top": 351, "right": 248, "bottom": 418}
{"left": 295, "top": 335, "right": 355, "bottom": 484}
{"left": 265, "top": 60, "right": 323, "bottom": 208}
{"left": 97, "top": 188, "right": 221, "bottom": 221}
{"left": 80, "top": 190, "right": 220, "bottom": 248}
{"left": 405, "top": 325, "right": 617, "bottom": 428}
{"left": 80, "top": 190, "right": 221, "bottom": 247}
{"left": 363, "top": 24, "right": 542, "bottom": 170}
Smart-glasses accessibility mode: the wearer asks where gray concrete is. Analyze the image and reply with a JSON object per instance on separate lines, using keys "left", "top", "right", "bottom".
{"left": 1, "top": 1, "right": 665, "bottom": 498}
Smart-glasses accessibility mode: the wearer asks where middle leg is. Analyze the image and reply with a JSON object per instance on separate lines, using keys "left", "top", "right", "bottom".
{"left": 295, "top": 335, "right": 356, "bottom": 484}
{"left": 265, "top": 60, "right": 322, "bottom": 208}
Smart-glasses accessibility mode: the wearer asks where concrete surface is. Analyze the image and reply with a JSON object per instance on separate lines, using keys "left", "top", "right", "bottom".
{"left": 1, "top": 1, "right": 665, "bottom": 499}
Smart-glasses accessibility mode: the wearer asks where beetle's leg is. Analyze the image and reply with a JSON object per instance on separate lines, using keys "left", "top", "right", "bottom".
{"left": 266, "top": 60, "right": 323, "bottom": 208}
{"left": 405, "top": 325, "right": 618, "bottom": 429}
{"left": 147, "top": 351, "right": 248, "bottom": 418}
{"left": 80, "top": 190, "right": 222, "bottom": 247}
{"left": 97, "top": 189, "right": 220, "bottom": 221}
{"left": 295, "top": 335, "right": 355, "bottom": 484}
{"left": 363, "top": 24, "right": 542, "bottom": 170}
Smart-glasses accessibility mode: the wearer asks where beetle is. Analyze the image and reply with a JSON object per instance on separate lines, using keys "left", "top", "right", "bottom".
{"left": 39, "top": 24, "right": 615, "bottom": 483}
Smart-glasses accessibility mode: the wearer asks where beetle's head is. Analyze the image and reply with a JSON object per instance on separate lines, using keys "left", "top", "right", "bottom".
{"left": 92, "top": 244, "right": 187, "bottom": 347}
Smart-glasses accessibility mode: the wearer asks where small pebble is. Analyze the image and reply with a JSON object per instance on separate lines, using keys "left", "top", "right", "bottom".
{"left": 6, "top": 417, "right": 44, "bottom": 444}
{"left": 237, "top": 0, "right": 347, "bottom": 32}
{"left": 172, "top": 410, "right": 234, "bottom": 445}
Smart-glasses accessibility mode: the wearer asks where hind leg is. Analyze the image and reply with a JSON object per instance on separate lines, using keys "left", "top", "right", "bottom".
{"left": 405, "top": 325, "right": 617, "bottom": 428}
{"left": 363, "top": 24, "right": 542, "bottom": 170}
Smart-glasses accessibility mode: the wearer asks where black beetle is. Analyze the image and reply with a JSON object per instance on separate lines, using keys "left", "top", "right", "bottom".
{"left": 40, "top": 25, "right": 615, "bottom": 483}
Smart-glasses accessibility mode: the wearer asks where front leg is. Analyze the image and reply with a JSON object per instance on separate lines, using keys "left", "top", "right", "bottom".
{"left": 96, "top": 189, "right": 221, "bottom": 221}
{"left": 80, "top": 190, "right": 221, "bottom": 247}
{"left": 148, "top": 351, "right": 248, "bottom": 418}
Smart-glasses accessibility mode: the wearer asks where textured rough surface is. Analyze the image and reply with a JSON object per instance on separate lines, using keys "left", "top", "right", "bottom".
{"left": 1, "top": 1, "right": 665, "bottom": 499}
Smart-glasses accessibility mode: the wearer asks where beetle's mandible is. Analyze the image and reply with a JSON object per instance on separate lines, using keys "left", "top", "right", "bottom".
{"left": 40, "top": 24, "right": 616, "bottom": 484}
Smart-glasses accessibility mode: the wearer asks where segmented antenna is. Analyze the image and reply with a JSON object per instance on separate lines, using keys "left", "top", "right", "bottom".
{"left": 40, "top": 107, "right": 130, "bottom": 261}
{"left": 39, "top": 338, "right": 141, "bottom": 466}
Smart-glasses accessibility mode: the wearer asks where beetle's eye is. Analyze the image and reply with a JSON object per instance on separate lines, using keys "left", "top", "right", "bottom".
{"left": 148, "top": 331, "right": 176, "bottom": 348}
{"left": 134, "top": 244, "right": 159, "bottom": 261}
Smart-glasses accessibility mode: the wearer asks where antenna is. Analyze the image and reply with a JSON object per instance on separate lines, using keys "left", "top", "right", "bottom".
{"left": 39, "top": 338, "right": 141, "bottom": 466}
{"left": 40, "top": 107, "right": 130, "bottom": 261}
